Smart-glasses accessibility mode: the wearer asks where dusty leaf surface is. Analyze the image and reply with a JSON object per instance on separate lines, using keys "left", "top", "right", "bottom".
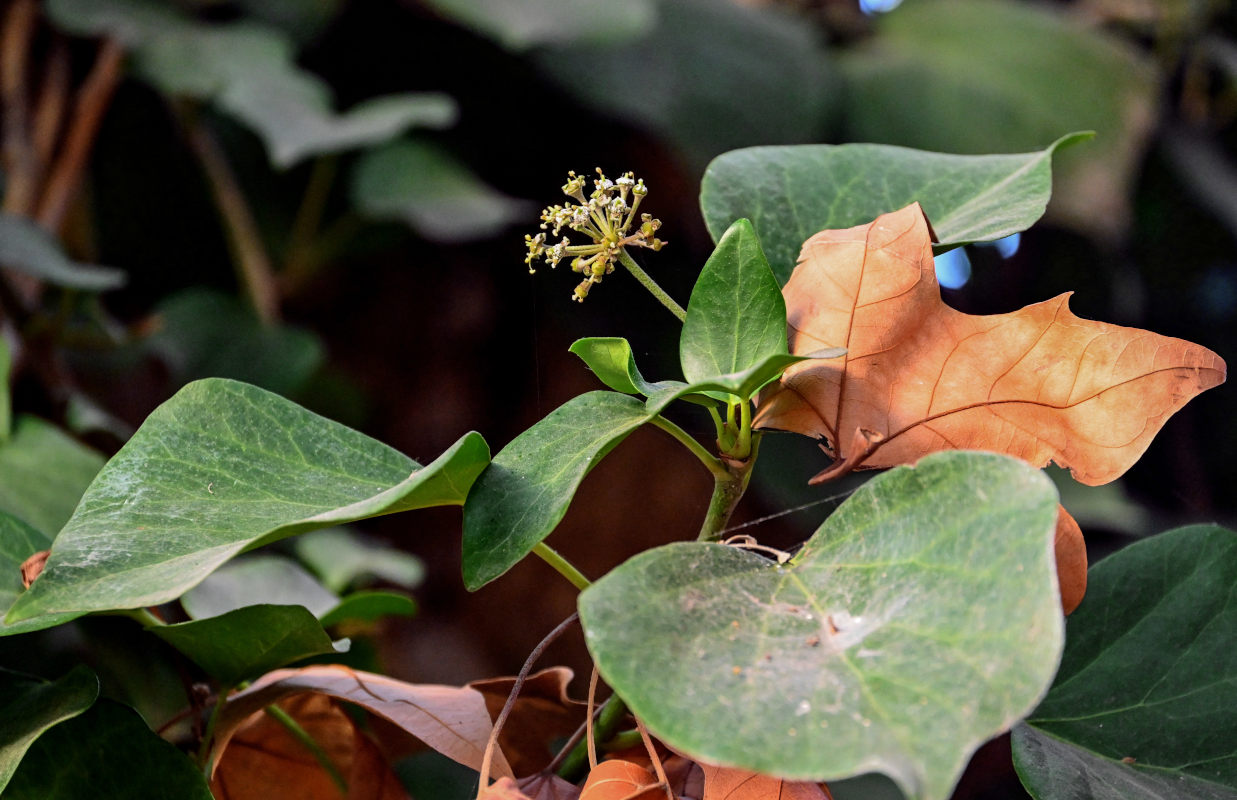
{"left": 756, "top": 204, "right": 1225, "bottom": 486}
{"left": 210, "top": 664, "right": 513, "bottom": 780}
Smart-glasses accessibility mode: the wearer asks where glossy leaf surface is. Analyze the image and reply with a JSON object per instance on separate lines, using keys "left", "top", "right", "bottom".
{"left": 700, "top": 134, "right": 1087, "bottom": 284}
{"left": 6, "top": 379, "right": 488, "bottom": 622}
{"left": 1014, "top": 524, "right": 1237, "bottom": 799}
{"left": 581, "top": 452, "right": 1063, "bottom": 800}
{"left": 462, "top": 391, "right": 651, "bottom": 590}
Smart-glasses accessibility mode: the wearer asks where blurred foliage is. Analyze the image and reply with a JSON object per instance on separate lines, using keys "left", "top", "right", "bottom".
{"left": 1, "top": 0, "right": 1235, "bottom": 795}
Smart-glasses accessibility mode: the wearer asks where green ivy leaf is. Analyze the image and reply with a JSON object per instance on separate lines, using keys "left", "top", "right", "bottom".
{"left": 180, "top": 555, "right": 339, "bottom": 620}
{"left": 0, "top": 666, "right": 99, "bottom": 792}
{"left": 150, "top": 605, "right": 339, "bottom": 685}
{"left": 680, "top": 219, "right": 787, "bottom": 383}
{"left": 319, "top": 591, "right": 417, "bottom": 628}
{"left": 568, "top": 337, "right": 677, "bottom": 397}
{"left": 2, "top": 699, "right": 213, "bottom": 799}
{"left": 644, "top": 350, "right": 844, "bottom": 411}
{"left": 0, "top": 214, "right": 126, "bottom": 291}
{"left": 420, "top": 0, "right": 655, "bottom": 51}
{"left": 293, "top": 528, "right": 425, "bottom": 593}
{"left": 838, "top": 0, "right": 1155, "bottom": 240}
{"left": 0, "top": 512, "right": 76, "bottom": 637}
{"left": 1013, "top": 524, "right": 1237, "bottom": 799}
{"left": 462, "top": 391, "right": 652, "bottom": 590}
{"left": 0, "top": 416, "right": 104, "bottom": 536}
{"left": 700, "top": 134, "right": 1088, "bottom": 285}
{"left": 580, "top": 451, "right": 1063, "bottom": 800}
{"left": 350, "top": 139, "right": 529, "bottom": 243}
{"left": 5, "top": 379, "right": 489, "bottom": 624}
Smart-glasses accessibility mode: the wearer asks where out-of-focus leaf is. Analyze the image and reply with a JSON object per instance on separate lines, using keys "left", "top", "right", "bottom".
{"left": 146, "top": 288, "right": 323, "bottom": 397}
{"left": 151, "top": 605, "right": 338, "bottom": 685}
{"left": 213, "top": 693, "right": 410, "bottom": 800}
{"left": 180, "top": 555, "right": 339, "bottom": 620}
{"left": 5, "top": 379, "right": 489, "bottom": 624}
{"left": 0, "top": 512, "right": 76, "bottom": 637}
{"left": 350, "top": 139, "right": 529, "bottom": 243}
{"left": 534, "top": 0, "right": 835, "bottom": 167}
{"left": 211, "top": 664, "right": 514, "bottom": 779}
{"left": 700, "top": 134, "right": 1088, "bottom": 284}
{"left": 319, "top": 591, "right": 416, "bottom": 628}
{"left": 0, "top": 337, "right": 10, "bottom": 442}
{"left": 229, "top": 0, "right": 343, "bottom": 43}
{"left": 580, "top": 452, "right": 1063, "bottom": 800}
{"left": 294, "top": 528, "right": 425, "bottom": 593}
{"left": 395, "top": 752, "right": 479, "bottom": 800}
{"left": 45, "top": 0, "right": 456, "bottom": 168}
{"left": 0, "top": 666, "right": 99, "bottom": 792}
{"left": 0, "top": 214, "right": 126, "bottom": 291}
{"left": 839, "top": 0, "right": 1157, "bottom": 239}
{"left": 0, "top": 415, "right": 103, "bottom": 536}
{"left": 2, "top": 699, "right": 214, "bottom": 799}
{"left": 1013, "top": 524, "right": 1237, "bottom": 799}
{"left": 421, "top": 0, "right": 655, "bottom": 51}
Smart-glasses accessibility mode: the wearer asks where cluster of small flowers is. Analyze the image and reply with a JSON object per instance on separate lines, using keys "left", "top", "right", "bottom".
{"left": 524, "top": 168, "right": 666, "bottom": 302}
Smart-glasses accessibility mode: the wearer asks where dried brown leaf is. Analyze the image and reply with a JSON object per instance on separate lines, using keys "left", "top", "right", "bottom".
{"left": 1055, "top": 505, "right": 1087, "bottom": 614}
{"left": 481, "top": 776, "right": 536, "bottom": 800}
{"left": 579, "top": 759, "right": 668, "bottom": 800}
{"left": 518, "top": 773, "right": 584, "bottom": 800}
{"left": 211, "top": 693, "right": 408, "bottom": 800}
{"left": 469, "top": 667, "right": 585, "bottom": 776}
{"left": 756, "top": 203, "right": 1225, "bottom": 486}
{"left": 210, "top": 664, "right": 514, "bottom": 781}
{"left": 699, "top": 764, "right": 832, "bottom": 800}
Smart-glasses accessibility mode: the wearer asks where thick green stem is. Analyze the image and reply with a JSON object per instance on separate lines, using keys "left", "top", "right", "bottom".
{"left": 648, "top": 414, "right": 729, "bottom": 479}
{"left": 556, "top": 694, "right": 629, "bottom": 782}
{"left": 196, "top": 688, "right": 229, "bottom": 771}
{"left": 114, "top": 607, "right": 165, "bottom": 627}
{"left": 617, "top": 248, "right": 685, "bottom": 322}
{"left": 698, "top": 434, "right": 760, "bottom": 541}
{"left": 532, "top": 542, "right": 591, "bottom": 591}
{"left": 265, "top": 703, "right": 348, "bottom": 796}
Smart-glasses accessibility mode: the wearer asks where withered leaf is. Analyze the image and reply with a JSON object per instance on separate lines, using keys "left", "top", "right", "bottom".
{"left": 699, "top": 764, "right": 832, "bottom": 800}
{"left": 209, "top": 664, "right": 514, "bottom": 781}
{"left": 481, "top": 776, "right": 536, "bottom": 800}
{"left": 1054, "top": 505, "right": 1087, "bottom": 615}
{"left": 756, "top": 203, "right": 1225, "bottom": 487}
{"left": 469, "top": 666, "right": 585, "bottom": 776}
{"left": 211, "top": 693, "right": 408, "bottom": 800}
{"left": 579, "top": 759, "right": 668, "bottom": 800}
{"left": 518, "top": 773, "right": 584, "bottom": 800}
{"left": 20, "top": 550, "right": 49, "bottom": 589}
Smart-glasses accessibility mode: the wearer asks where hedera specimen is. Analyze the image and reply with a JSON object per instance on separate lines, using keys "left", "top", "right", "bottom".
{"left": 1, "top": 151, "right": 1230, "bottom": 800}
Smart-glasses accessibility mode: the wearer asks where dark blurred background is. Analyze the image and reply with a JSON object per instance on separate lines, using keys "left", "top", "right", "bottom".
{"left": 1, "top": 0, "right": 1234, "bottom": 796}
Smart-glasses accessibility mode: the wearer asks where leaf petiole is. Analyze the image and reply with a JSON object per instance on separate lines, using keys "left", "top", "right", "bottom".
{"left": 647, "top": 414, "right": 729, "bottom": 480}
{"left": 532, "top": 542, "right": 591, "bottom": 591}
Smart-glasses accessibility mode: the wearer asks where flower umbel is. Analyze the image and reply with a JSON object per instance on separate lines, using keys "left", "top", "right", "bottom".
{"left": 525, "top": 168, "right": 666, "bottom": 303}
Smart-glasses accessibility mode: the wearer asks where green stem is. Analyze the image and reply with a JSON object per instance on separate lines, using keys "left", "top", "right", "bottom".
{"left": 114, "top": 607, "right": 165, "bottom": 627}
{"left": 648, "top": 414, "right": 729, "bottom": 480}
{"left": 599, "top": 728, "right": 643, "bottom": 752}
{"left": 265, "top": 703, "right": 348, "bottom": 796}
{"left": 736, "top": 398, "right": 753, "bottom": 458}
{"left": 196, "top": 687, "right": 229, "bottom": 771}
{"left": 698, "top": 434, "right": 760, "bottom": 541}
{"left": 617, "top": 248, "right": 685, "bottom": 322}
{"left": 532, "top": 542, "right": 591, "bottom": 590}
{"left": 556, "top": 694, "right": 629, "bottom": 782}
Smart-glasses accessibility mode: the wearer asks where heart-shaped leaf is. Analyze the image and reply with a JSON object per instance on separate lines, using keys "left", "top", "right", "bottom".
{"left": 1013, "top": 524, "right": 1237, "bottom": 799}
{"left": 681, "top": 219, "right": 787, "bottom": 383}
{"left": 580, "top": 451, "right": 1063, "bottom": 800}
{"left": 756, "top": 204, "right": 1226, "bottom": 486}
{"left": 462, "top": 391, "right": 654, "bottom": 590}
{"left": 5, "top": 379, "right": 488, "bottom": 624}
{"left": 150, "top": 605, "right": 339, "bottom": 685}
{"left": 0, "top": 666, "right": 99, "bottom": 792}
{"left": 700, "top": 134, "right": 1088, "bottom": 285}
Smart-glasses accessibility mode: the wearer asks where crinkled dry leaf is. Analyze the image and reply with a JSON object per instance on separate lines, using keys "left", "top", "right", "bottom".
{"left": 1054, "top": 505, "right": 1087, "bottom": 614}
{"left": 210, "top": 664, "right": 513, "bottom": 780}
{"left": 211, "top": 693, "right": 408, "bottom": 800}
{"left": 756, "top": 203, "right": 1226, "bottom": 487}
{"left": 579, "top": 759, "right": 667, "bottom": 800}
{"left": 469, "top": 667, "right": 585, "bottom": 776}
{"left": 481, "top": 776, "right": 537, "bottom": 800}
{"left": 20, "top": 550, "right": 49, "bottom": 589}
{"left": 518, "top": 772, "right": 584, "bottom": 800}
{"left": 699, "top": 763, "right": 832, "bottom": 799}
